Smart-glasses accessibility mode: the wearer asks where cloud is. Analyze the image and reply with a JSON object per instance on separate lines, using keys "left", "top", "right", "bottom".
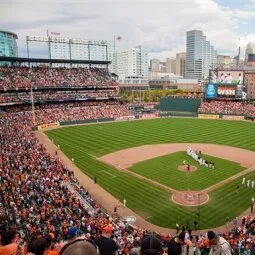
{"left": 1, "top": 0, "right": 255, "bottom": 61}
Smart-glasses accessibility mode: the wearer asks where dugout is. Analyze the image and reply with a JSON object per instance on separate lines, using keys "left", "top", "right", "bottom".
{"left": 159, "top": 97, "right": 201, "bottom": 112}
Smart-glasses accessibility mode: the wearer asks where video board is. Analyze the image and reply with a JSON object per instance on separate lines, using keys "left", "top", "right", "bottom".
{"left": 208, "top": 69, "right": 247, "bottom": 100}
{"left": 210, "top": 70, "right": 244, "bottom": 85}
{"left": 205, "top": 83, "right": 247, "bottom": 100}
{"left": 217, "top": 85, "right": 236, "bottom": 99}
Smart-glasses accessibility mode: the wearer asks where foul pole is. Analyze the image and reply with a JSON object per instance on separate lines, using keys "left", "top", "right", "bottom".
{"left": 30, "top": 86, "right": 36, "bottom": 126}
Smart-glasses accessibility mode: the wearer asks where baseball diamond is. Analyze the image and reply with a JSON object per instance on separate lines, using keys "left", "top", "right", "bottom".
{"left": 45, "top": 118, "right": 255, "bottom": 230}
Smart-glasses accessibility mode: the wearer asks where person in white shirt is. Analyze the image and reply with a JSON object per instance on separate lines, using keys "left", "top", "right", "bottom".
{"left": 238, "top": 73, "right": 243, "bottom": 85}
{"left": 207, "top": 231, "right": 232, "bottom": 255}
{"left": 227, "top": 73, "right": 233, "bottom": 84}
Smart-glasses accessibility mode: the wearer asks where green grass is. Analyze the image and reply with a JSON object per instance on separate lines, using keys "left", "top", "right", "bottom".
{"left": 46, "top": 118, "right": 255, "bottom": 229}
{"left": 129, "top": 151, "right": 245, "bottom": 190}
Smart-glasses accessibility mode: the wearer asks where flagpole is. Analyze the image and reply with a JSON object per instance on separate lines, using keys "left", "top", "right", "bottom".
{"left": 113, "top": 35, "right": 116, "bottom": 74}
{"left": 114, "top": 35, "right": 116, "bottom": 56}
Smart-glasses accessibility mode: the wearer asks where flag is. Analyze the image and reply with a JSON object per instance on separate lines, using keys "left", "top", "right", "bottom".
{"left": 116, "top": 36, "right": 122, "bottom": 41}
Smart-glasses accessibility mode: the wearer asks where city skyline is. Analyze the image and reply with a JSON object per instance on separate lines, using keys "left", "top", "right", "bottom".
{"left": 1, "top": 0, "right": 255, "bottom": 60}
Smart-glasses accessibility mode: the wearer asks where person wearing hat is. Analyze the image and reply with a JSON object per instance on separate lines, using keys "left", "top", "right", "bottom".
{"left": 207, "top": 231, "right": 232, "bottom": 255}
{"left": 140, "top": 233, "right": 163, "bottom": 255}
{"left": 59, "top": 239, "right": 99, "bottom": 255}
{"left": 67, "top": 227, "right": 79, "bottom": 242}
{"left": 95, "top": 225, "right": 118, "bottom": 255}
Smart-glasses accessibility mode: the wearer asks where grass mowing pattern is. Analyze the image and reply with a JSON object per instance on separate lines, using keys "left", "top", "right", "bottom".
{"left": 129, "top": 151, "right": 245, "bottom": 190}
{"left": 46, "top": 118, "right": 255, "bottom": 229}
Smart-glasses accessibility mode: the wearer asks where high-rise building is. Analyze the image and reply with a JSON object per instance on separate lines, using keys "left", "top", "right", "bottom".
{"left": 245, "top": 43, "right": 253, "bottom": 64}
{"left": 185, "top": 30, "right": 217, "bottom": 81}
{"left": 150, "top": 58, "right": 160, "bottom": 71}
{"left": 0, "top": 30, "right": 18, "bottom": 57}
{"left": 176, "top": 53, "right": 186, "bottom": 77}
{"left": 166, "top": 58, "right": 176, "bottom": 73}
{"left": 116, "top": 46, "right": 148, "bottom": 85}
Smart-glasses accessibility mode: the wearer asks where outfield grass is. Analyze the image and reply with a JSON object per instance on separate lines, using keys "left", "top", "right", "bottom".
{"left": 129, "top": 151, "right": 245, "bottom": 190}
{"left": 46, "top": 118, "right": 255, "bottom": 229}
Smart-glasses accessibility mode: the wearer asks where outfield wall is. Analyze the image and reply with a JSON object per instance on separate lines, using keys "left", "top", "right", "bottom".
{"left": 60, "top": 117, "right": 114, "bottom": 126}
{"left": 35, "top": 118, "right": 114, "bottom": 130}
{"left": 34, "top": 112, "right": 253, "bottom": 131}
{"left": 159, "top": 97, "right": 201, "bottom": 112}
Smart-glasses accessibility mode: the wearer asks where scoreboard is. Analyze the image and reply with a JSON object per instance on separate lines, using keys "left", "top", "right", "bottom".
{"left": 205, "top": 83, "right": 247, "bottom": 100}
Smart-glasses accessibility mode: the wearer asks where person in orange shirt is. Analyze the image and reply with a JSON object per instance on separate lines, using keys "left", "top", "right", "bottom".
{"left": 0, "top": 230, "right": 18, "bottom": 255}
{"left": 43, "top": 234, "right": 59, "bottom": 255}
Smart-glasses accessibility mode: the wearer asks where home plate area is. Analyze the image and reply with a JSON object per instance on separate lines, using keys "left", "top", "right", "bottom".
{"left": 172, "top": 191, "right": 209, "bottom": 206}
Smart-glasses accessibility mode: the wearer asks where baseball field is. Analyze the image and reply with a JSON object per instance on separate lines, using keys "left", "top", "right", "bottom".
{"left": 46, "top": 118, "right": 255, "bottom": 230}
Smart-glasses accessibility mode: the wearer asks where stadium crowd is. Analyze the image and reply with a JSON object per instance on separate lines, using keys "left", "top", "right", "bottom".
{"left": 32, "top": 103, "right": 132, "bottom": 125}
{"left": 0, "top": 66, "right": 117, "bottom": 89}
{"left": 0, "top": 111, "right": 145, "bottom": 254}
{"left": 1, "top": 101, "right": 132, "bottom": 125}
{"left": 198, "top": 100, "right": 255, "bottom": 117}
{"left": 0, "top": 89, "right": 119, "bottom": 104}
{"left": 1, "top": 66, "right": 255, "bottom": 255}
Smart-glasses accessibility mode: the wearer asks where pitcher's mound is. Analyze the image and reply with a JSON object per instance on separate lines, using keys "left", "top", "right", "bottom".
{"left": 178, "top": 165, "right": 197, "bottom": 172}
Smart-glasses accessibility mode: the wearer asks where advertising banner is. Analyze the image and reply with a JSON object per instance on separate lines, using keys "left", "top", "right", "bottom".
{"left": 37, "top": 122, "right": 60, "bottom": 130}
{"left": 198, "top": 114, "right": 220, "bottom": 119}
{"left": 223, "top": 115, "right": 245, "bottom": 120}
{"left": 205, "top": 84, "right": 217, "bottom": 99}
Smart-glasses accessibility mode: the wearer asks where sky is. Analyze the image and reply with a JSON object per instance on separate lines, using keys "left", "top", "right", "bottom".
{"left": 1, "top": 0, "right": 255, "bottom": 61}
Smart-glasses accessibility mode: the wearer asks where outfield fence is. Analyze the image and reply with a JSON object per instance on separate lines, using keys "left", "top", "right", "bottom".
{"left": 34, "top": 112, "right": 255, "bottom": 131}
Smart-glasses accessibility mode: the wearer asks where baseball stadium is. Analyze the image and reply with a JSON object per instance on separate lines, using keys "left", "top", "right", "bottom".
{"left": 1, "top": 55, "right": 255, "bottom": 254}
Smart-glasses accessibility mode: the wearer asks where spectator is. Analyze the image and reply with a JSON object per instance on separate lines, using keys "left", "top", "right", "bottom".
{"left": 95, "top": 226, "right": 118, "bottom": 255}
{"left": 167, "top": 235, "right": 182, "bottom": 255}
{"left": 27, "top": 238, "right": 48, "bottom": 255}
{"left": 207, "top": 231, "right": 232, "bottom": 255}
{"left": 59, "top": 239, "right": 99, "bottom": 255}
{"left": 0, "top": 230, "right": 18, "bottom": 255}
{"left": 140, "top": 233, "right": 163, "bottom": 255}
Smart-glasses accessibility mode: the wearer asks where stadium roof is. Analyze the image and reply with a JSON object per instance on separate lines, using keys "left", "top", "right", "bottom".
{"left": 0, "top": 56, "right": 111, "bottom": 65}
{"left": 0, "top": 30, "right": 18, "bottom": 39}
